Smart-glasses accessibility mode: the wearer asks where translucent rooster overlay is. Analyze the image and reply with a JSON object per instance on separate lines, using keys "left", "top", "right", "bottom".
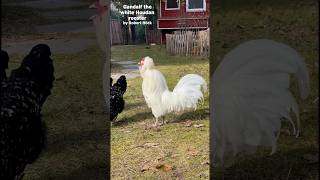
{"left": 89, "top": 0, "right": 110, "bottom": 113}
{"left": 211, "top": 39, "right": 310, "bottom": 166}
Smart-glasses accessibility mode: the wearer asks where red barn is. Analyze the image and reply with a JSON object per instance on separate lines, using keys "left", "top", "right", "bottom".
{"left": 157, "top": 0, "right": 210, "bottom": 42}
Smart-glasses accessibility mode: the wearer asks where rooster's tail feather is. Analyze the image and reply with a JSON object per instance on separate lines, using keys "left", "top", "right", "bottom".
{"left": 162, "top": 74, "right": 207, "bottom": 113}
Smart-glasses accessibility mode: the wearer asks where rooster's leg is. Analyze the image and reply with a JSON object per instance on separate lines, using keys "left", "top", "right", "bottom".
{"left": 161, "top": 116, "right": 167, "bottom": 125}
{"left": 153, "top": 117, "right": 159, "bottom": 127}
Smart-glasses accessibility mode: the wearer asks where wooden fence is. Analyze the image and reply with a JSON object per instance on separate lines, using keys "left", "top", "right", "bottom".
{"left": 166, "top": 29, "right": 209, "bottom": 57}
{"left": 146, "top": 29, "right": 161, "bottom": 44}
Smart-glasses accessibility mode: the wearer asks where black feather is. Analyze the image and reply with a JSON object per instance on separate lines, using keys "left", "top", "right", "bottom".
{"left": 1, "top": 50, "right": 9, "bottom": 84}
{"left": 110, "top": 75, "right": 127, "bottom": 121}
{"left": 0, "top": 44, "right": 54, "bottom": 179}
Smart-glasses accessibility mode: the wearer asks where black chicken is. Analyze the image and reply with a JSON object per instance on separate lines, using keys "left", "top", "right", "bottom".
{"left": 110, "top": 75, "right": 127, "bottom": 121}
{"left": 0, "top": 50, "right": 9, "bottom": 84}
{"left": 0, "top": 44, "right": 54, "bottom": 180}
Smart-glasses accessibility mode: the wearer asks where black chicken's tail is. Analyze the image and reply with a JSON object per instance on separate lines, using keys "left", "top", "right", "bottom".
{"left": 0, "top": 50, "right": 9, "bottom": 69}
{"left": 1, "top": 50, "right": 9, "bottom": 83}
{"left": 113, "top": 75, "right": 127, "bottom": 94}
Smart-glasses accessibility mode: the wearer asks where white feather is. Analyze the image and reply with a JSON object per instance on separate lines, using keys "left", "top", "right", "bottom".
{"left": 163, "top": 74, "right": 207, "bottom": 112}
{"left": 91, "top": 14, "right": 107, "bottom": 52}
{"left": 89, "top": 1, "right": 107, "bottom": 52}
{"left": 140, "top": 57, "right": 207, "bottom": 119}
{"left": 212, "top": 39, "right": 310, "bottom": 161}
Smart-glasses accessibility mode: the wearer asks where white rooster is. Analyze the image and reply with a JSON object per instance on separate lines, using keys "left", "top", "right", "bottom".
{"left": 212, "top": 39, "right": 310, "bottom": 164}
{"left": 89, "top": 0, "right": 108, "bottom": 52}
{"left": 89, "top": 0, "right": 109, "bottom": 106}
{"left": 139, "top": 56, "right": 207, "bottom": 126}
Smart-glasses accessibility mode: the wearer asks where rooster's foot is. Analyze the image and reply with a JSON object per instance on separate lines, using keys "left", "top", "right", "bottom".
{"left": 152, "top": 122, "right": 165, "bottom": 127}
{"left": 160, "top": 117, "right": 167, "bottom": 125}
{"left": 158, "top": 122, "right": 167, "bottom": 126}
{"left": 152, "top": 122, "right": 159, "bottom": 127}
{"left": 158, "top": 122, "right": 165, "bottom": 126}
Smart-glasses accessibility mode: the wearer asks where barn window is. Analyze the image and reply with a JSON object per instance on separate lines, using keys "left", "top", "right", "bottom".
{"left": 186, "top": 0, "right": 206, "bottom": 12}
{"left": 166, "top": 0, "right": 180, "bottom": 10}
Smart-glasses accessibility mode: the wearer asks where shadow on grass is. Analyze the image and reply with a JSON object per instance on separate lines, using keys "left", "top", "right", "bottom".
{"left": 172, "top": 108, "right": 210, "bottom": 123}
{"left": 213, "top": 146, "right": 318, "bottom": 179}
{"left": 25, "top": 126, "right": 108, "bottom": 180}
{"left": 44, "top": 128, "right": 107, "bottom": 157}
{"left": 124, "top": 102, "right": 145, "bottom": 111}
{"left": 112, "top": 111, "right": 152, "bottom": 127}
{"left": 39, "top": 160, "right": 109, "bottom": 180}
{"left": 41, "top": 160, "right": 107, "bottom": 180}
{"left": 114, "top": 107, "right": 209, "bottom": 127}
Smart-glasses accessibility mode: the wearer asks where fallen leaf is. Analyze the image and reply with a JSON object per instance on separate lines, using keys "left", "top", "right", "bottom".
{"left": 198, "top": 171, "right": 209, "bottom": 178}
{"left": 175, "top": 172, "right": 185, "bottom": 180}
{"left": 187, "top": 148, "right": 199, "bottom": 156}
{"left": 171, "top": 154, "right": 179, "bottom": 158}
{"left": 56, "top": 75, "right": 66, "bottom": 81}
{"left": 144, "top": 142, "right": 159, "bottom": 148}
{"left": 144, "top": 124, "right": 162, "bottom": 131}
{"left": 201, "top": 161, "right": 210, "bottom": 165}
{"left": 303, "top": 154, "right": 318, "bottom": 163}
{"left": 156, "top": 156, "right": 163, "bottom": 161}
{"left": 141, "top": 164, "right": 150, "bottom": 172}
{"left": 236, "top": 24, "right": 245, "bottom": 29}
{"left": 182, "top": 120, "right": 192, "bottom": 127}
{"left": 156, "top": 164, "right": 173, "bottom": 172}
{"left": 193, "top": 124, "right": 205, "bottom": 128}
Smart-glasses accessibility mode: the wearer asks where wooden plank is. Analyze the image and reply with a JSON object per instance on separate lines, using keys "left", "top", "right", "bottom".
{"left": 165, "top": 29, "right": 209, "bottom": 57}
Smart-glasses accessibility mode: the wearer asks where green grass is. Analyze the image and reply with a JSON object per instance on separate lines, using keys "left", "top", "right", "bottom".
{"left": 6, "top": 46, "right": 108, "bottom": 179}
{"left": 111, "top": 45, "right": 210, "bottom": 179}
{"left": 211, "top": 0, "right": 319, "bottom": 179}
